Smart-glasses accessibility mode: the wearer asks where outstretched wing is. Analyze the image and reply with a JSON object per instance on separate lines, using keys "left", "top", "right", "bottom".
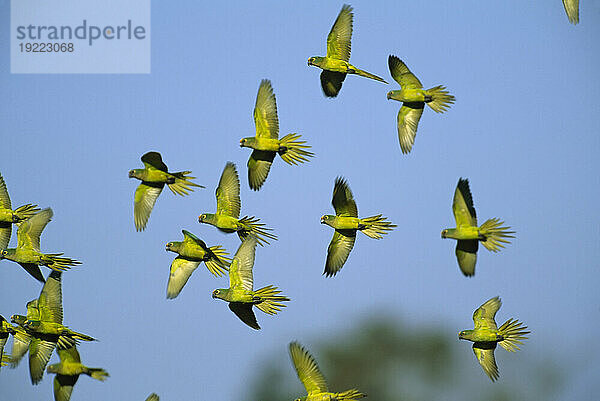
{"left": 228, "top": 303, "right": 260, "bottom": 330}
{"left": 473, "top": 296, "right": 501, "bottom": 330}
{"left": 331, "top": 177, "right": 358, "bottom": 217}
{"left": 324, "top": 229, "right": 356, "bottom": 277}
{"left": 562, "top": 0, "right": 579, "bottom": 24}
{"left": 473, "top": 344, "right": 499, "bottom": 382}
{"left": 455, "top": 240, "right": 478, "bottom": 277}
{"left": 326, "top": 4, "right": 353, "bottom": 61}
{"left": 53, "top": 373, "right": 78, "bottom": 401}
{"left": 320, "top": 70, "right": 347, "bottom": 98}
{"left": 452, "top": 178, "right": 477, "bottom": 227}
{"left": 37, "top": 271, "right": 63, "bottom": 324}
{"left": 133, "top": 182, "right": 163, "bottom": 232}
{"left": 0, "top": 174, "right": 12, "bottom": 249}
{"left": 216, "top": 162, "right": 241, "bottom": 218}
{"left": 29, "top": 336, "right": 57, "bottom": 384}
{"left": 229, "top": 237, "right": 256, "bottom": 291}
{"left": 17, "top": 208, "right": 53, "bottom": 251}
{"left": 289, "top": 342, "right": 328, "bottom": 395}
{"left": 247, "top": 150, "right": 275, "bottom": 191}
{"left": 141, "top": 151, "right": 168, "bottom": 172}
{"left": 166, "top": 257, "right": 201, "bottom": 299}
{"left": 396, "top": 103, "right": 424, "bottom": 154}
{"left": 254, "top": 79, "right": 279, "bottom": 139}
{"left": 388, "top": 55, "right": 423, "bottom": 89}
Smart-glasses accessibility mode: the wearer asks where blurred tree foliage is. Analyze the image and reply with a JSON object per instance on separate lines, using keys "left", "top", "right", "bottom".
{"left": 245, "top": 314, "right": 562, "bottom": 401}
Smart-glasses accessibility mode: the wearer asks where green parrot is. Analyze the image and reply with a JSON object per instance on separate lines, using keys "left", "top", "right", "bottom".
{"left": 240, "top": 79, "right": 314, "bottom": 190}
{"left": 0, "top": 172, "right": 40, "bottom": 251}
{"left": 16, "top": 271, "right": 95, "bottom": 384}
{"left": 289, "top": 341, "right": 367, "bottom": 401}
{"left": 198, "top": 162, "right": 277, "bottom": 246}
{"left": 441, "top": 178, "right": 515, "bottom": 276}
{"left": 8, "top": 299, "right": 41, "bottom": 368}
{"left": 386, "top": 55, "right": 455, "bottom": 154}
{"left": 321, "top": 177, "right": 396, "bottom": 277}
{"left": 165, "top": 230, "right": 231, "bottom": 299}
{"left": 562, "top": 0, "right": 579, "bottom": 24}
{"left": 308, "top": 4, "right": 387, "bottom": 97}
{"left": 145, "top": 394, "right": 159, "bottom": 401}
{"left": 129, "top": 151, "right": 204, "bottom": 231}
{"left": 212, "top": 237, "right": 289, "bottom": 330}
{"left": 46, "top": 343, "right": 109, "bottom": 401}
{"left": 0, "top": 315, "right": 15, "bottom": 370}
{"left": 459, "top": 296, "right": 530, "bottom": 382}
{"left": 0, "top": 208, "right": 81, "bottom": 283}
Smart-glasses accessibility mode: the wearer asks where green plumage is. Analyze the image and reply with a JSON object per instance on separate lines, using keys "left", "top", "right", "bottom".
{"left": 441, "top": 178, "right": 515, "bottom": 276}
{"left": 240, "top": 79, "right": 314, "bottom": 190}
{"left": 0, "top": 172, "right": 40, "bottom": 251}
{"left": 129, "top": 151, "right": 204, "bottom": 231}
{"left": 321, "top": 177, "right": 395, "bottom": 277}
{"left": 212, "top": 237, "right": 289, "bottom": 330}
{"left": 0, "top": 208, "right": 81, "bottom": 283}
{"left": 308, "top": 4, "right": 387, "bottom": 97}
{"left": 198, "top": 162, "right": 277, "bottom": 246}
{"left": 562, "top": 0, "right": 579, "bottom": 24}
{"left": 289, "top": 342, "right": 367, "bottom": 401}
{"left": 459, "top": 297, "right": 530, "bottom": 382}
{"left": 165, "top": 230, "right": 231, "bottom": 299}
{"left": 386, "top": 55, "right": 455, "bottom": 154}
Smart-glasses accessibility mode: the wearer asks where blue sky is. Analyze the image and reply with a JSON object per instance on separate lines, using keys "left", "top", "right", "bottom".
{"left": 1, "top": 1, "right": 599, "bottom": 400}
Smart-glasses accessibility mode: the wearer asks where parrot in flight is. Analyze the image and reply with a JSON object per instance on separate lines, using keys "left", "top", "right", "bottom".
{"left": 289, "top": 341, "right": 367, "bottom": 401}
{"left": 0, "top": 208, "right": 81, "bottom": 283}
{"left": 129, "top": 151, "right": 203, "bottom": 231}
{"left": 386, "top": 55, "right": 455, "bottom": 154}
{"left": 240, "top": 79, "right": 313, "bottom": 190}
{"left": 308, "top": 4, "right": 387, "bottom": 97}
{"left": 198, "top": 162, "right": 277, "bottom": 246}
{"left": 459, "top": 296, "right": 530, "bottom": 381}
{"left": 212, "top": 237, "right": 289, "bottom": 330}
{"left": 441, "top": 178, "right": 515, "bottom": 276}
{"left": 165, "top": 230, "right": 231, "bottom": 299}
{"left": 321, "top": 177, "right": 395, "bottom": 277}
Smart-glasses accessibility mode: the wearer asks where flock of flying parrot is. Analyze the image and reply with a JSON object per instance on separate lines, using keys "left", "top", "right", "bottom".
{"left": 0, "top": 2, "right": 582, "bottom": 400}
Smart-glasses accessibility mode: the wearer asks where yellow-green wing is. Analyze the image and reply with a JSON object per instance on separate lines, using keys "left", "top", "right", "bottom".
{"left": 57, "top": 344, "right": 81, "bottom": 363}
{"left": 320, "top": 70, "right": 347, "bottom": 98}
{"left": 134, "top": 182, "right": 163, "bottom": 232}
{"left": 29, "top": 336, "right": 56, "bottom": 384}
{"left": 229, "top": 237, "right": 256, "bottom": 291}
{"left": 396, "top": 103, "right": 424, "bottom": 154}
{"left": 141, "top": 151, "right": 168, "bottom": 172}
{"left": 145, "top": 394, "right": 160, "bottom": 401}
{"left": 388, "top": 55, "right": 423, "bottom": 89}
{"left": 562, "top": 0, "right": 579, "bottom": 24}
{"left": 254, "top": 79, "right": 279, "bottom": 139}
{"left": 455, "top": 240, "right": 478, "bottom": 277}
{"left": 248, "top": 150, "right": 275, "bottom": 191}
{"left": 324, "top": 229, "right": 356, "bottom": 277}
{"left": 289, "top": 342, "right": 328, "bottom": 395}
{"left": 326, "top": 4, "right": 353, "bottom": 62}
{"left": 331, "top": 177, "right": 357, "bottom": 217}
{"left": 0, "top": 174, "right": 11, "bottom": 249}
{"left": 37, "top": 271, "right": 63, "bottom": 324}
{"left": 216, "top": 162, "right": 241, "bottom": 218}
{"left": 473, "top": 345, "right": 499, "bottom": 381}
{"left": 166, "top": 257, "right": 201, "bottom": 299}
{"left": 54, "top": 373, "right": 78, "bottom": 401}
{"left": 228, "top": 303, "right": 260, "bottom": 330}
{"left": 10, "top": 326, "right": 32, "bottom": 367}
{"left": 452, "top": 178, "right": 477, "bottom": 227}
{"left": 0, "top": 174, "right": 11, "bottom": 210}
{"left": 473, "top": 296, "right": 501, "bottom": 330}
{"left": 17, "top": 208, "right": 53, "bottom": 251}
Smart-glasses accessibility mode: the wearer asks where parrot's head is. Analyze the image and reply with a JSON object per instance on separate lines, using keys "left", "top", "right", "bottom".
{"left": 307, "top": 56, "right": 323, "bottom": 67}
{"left": 320, "top": 215, "right": 335, "bottom": 227}
{"left": 198, "top": 213, "right": 212, "bottom": 224}
{"left": 10, "top": 314, "right": 26, "bottom": 326}
{"left": 441, "top": 228, "right": 457, "bottom": 239}
{"left": 212, "top": 288, "right": 229, "bottom": 301}
{"left": 165, "top": 241, "right": 181, "bottom": 253}
{"left": 128, "top": 169, "right": 142, "bottom": 180}
{"left": 458, "top": 330, "right": 474, "bottom": 341}
{"left": 240, "top": 137, "right": 255, "bottom": 148}
{"left": 386, "top": 90, "right": 402, "bottom": 101}
{"left": 23, "top": 319, "right": 40, "bottom": 330}
{"left": 0, "top": 249, "right": 14, "bottom": 260}
{"left": 441, "top": 229, "right": 448, "bottom": 238}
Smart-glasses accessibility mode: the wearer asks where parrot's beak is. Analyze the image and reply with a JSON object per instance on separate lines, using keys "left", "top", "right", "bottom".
{"left": 320, "top": 217, "right": 325, "bottom": 224}
{"left": 239, "top": 139, "right": 244, "bottom": 147}
{"left": 386, "top": 92, "right": 392, "bottom": 100}
{"left": 128, "top": 171, "right": 134, "bottom": 178}
{"left": 441, "top": 230, "right": 446, "bottom": 239}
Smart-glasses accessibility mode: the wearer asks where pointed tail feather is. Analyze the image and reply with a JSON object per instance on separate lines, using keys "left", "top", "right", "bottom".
{"left": 425, "top": 85, "right": 455, "bottom": 113}
{"left": 479, "top": 218, "right": 515, "bottom": 252}
{"left": 498, "top": 318, "right": 529, "bottom": 352}
{"left": 352, "top": 67, "right": 387, "bottom": 83}
{"left": 44, "top": 254, "right": 82, "bottom": 272}
{"left": 65, "top": 329, "right": 96, "bottom": 342}
{"left": 278, "top": 133, "right": 314, "bottom": 166}
{"left": 167, "top": 171, "right": 204, "bottom": 196}
{"left": 14, "top": 204, "right": 41, "bottom": 222}
{"left": 359, "top": 214, "right": 396, "bottom": 239}
{"left": 86, "top": 367, "right": 109, "bottom": 381}
{"left": 335, "top": 389, "right": 367, "bottom": 400}
{"left": 254, "top": 285, "right": 290, "bottom": 315}
{"left": 205, "top": 245, "right": 231, "bottom": 277}
{"left": 238, "top": 216, "right": 278, "bottom": 246}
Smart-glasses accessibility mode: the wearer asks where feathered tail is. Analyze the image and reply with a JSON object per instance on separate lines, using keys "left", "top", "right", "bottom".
{"left": 351, "top": 67, "right": 388, "bottom": 84}
{"left": 14, "top": 204, "right": 40, "bottom": 223}
{"left": 334, "top": 389, "right": 367, "bottom": 400}
{"left": 85, "top": 367, "right": 110, "bottom": 381}
{"left": 61, "top": 328, "right": 96, "bottom": 342}
{"left": 479, "top": 218, "right": 515, "bottom": 252}
{"left": 254, "top": 285, "right": 290, "bottom": 315}
{"left": 425, "top": 85, "right": 455, "bottom": 113}
{"left": 43, "top": 253, "right": 82, "bottom": 272}
{"left": 167, "top": 171, "right": 204, "bottom": 196}
{"left": 238, "top": 216, "right": 278, "bottom": 246}
{"left": 359, "top": 214, "right": 396, "bottom": 239}
{"left": 278, "top": 133, "right": 314, "bottom": 165}
{"left": 498, "top": 318, "right": 530, "bottom": 352}
{"left": 205, "top": 245, "right": 231, "bottom": 277}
